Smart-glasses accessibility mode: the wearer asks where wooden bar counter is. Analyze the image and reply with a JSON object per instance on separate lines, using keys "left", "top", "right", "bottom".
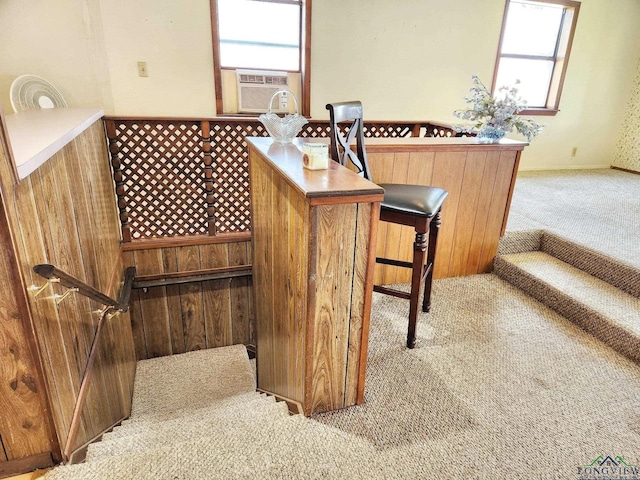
{"left": 246, "top": 137, "right": 383, "bottom": 416}
{"left": 364, "top": 137, "right": 527, "bottom": 283}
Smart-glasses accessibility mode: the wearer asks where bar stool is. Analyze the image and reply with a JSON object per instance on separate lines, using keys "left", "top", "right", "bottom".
{"left": 326, "top": 101, "right": 448, "bottom": 348}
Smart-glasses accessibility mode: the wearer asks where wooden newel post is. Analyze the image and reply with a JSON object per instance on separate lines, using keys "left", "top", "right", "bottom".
{"left": 202, "top": 120, "right": 216, "bottom": 236}
{"left": 105, "top": 119, "right": 132, "bottom": 242}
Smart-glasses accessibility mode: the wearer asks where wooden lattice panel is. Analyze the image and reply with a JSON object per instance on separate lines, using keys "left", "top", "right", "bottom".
{"left": 209, "top": 121, "right": 267, "bottom": 233}
{"left": 424, "top": 125, "right": 460, "bottom": 138}
{"left": 362, "top": 123, "right": 414, "bottom": 138}
{"left": 106, "top": 117, "right": 464, "bottom": 242}
{"left": 299, "top": 123, "right": 331, "bottom": 138}
{"left": 111, "top": 120, "right": 206, "bottom": 239}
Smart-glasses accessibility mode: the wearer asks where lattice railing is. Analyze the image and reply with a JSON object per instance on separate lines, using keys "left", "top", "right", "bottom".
{"left": 104, "top": 117, "right": 463, "bottom": 243}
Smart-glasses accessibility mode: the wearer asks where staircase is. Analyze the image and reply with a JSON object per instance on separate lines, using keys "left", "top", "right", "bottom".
{"left": 44, "top": 345, "right": 381, "bottom": 480}
{"left": 494, "top": 230, "right": 640, "bottom": 364}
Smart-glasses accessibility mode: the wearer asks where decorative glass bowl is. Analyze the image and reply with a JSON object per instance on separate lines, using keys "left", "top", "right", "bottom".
{"left": 259, "top": 90, "right": 308, "bottom": 144}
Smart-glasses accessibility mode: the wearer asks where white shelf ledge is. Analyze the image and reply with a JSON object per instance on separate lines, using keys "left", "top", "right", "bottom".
{"left": 5, "top": 107, "right": 104, "bottom": 180}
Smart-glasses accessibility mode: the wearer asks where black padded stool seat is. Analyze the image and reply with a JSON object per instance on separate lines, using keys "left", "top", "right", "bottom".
{"left": 326, "top": 100, "right": 448, "bottom": 349}
{"left": 380, "top": 184, "right": 448, "bottom": 218}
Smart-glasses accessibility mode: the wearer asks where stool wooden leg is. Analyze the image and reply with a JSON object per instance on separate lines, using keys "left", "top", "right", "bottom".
{"left": 422, "top": 211, "right": 442, "bottom": 313}
{"left": 407, "top": 229, "right": 427, "bottom": 349}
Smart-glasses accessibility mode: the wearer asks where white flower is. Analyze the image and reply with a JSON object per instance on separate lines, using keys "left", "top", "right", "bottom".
{"left": 453, "top": 76, "right": 544, "bottom": 142}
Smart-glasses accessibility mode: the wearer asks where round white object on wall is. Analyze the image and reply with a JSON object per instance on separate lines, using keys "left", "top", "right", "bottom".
{"left": 10, "top": 74, "right": 67, "bottom": 113}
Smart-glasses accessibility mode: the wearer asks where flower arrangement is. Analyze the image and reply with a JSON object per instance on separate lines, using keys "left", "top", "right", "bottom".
{"left": 453, "top": 75, "right": 543, "bottom": 143}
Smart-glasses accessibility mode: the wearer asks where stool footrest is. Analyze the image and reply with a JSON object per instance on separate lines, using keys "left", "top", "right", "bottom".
{"left": 373, "top": 285, "right": 411, "bottom": 300}
{"left": 376, "top": 257, "right": 412, "bottom": 269}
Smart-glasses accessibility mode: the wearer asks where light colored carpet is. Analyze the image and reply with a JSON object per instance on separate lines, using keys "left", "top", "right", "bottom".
{"left": 45, "top": 275, "right": 640, "bottom": 479}
{"left": 506, "top": 168, "right": 640, "bottom": 270}
{"left": 498, "top": 251, "right": 640, "bottom": 332}
{"left": 130, "top": 344, "right": 256, "bottom": 418}
{"left": 43, "top": 169, "right": 640, "bottom": 479}
{"left": 314, "top": 275, "right": 640, "bottom": 478}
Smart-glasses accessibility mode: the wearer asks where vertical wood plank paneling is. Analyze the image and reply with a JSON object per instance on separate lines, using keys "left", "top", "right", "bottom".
{"left": 228, "top": 242, "right": 251, "bottom": 347}
{"left": 477, "top": 151, "right": 520, "bottom": 272}
{"left": 125, "top": 240, "right": 253, "bottom": 360}
{"left": 271, "top": 176, "right": 289, "bottom": 395}
{"left": 30, "top": 160, "right": 97, "bottom": 441}
{"left": 309, "top": 203, "right": 357, "bottom": 414}
{"left": 430, "top": 151, "right": 467, "bottom": 278}
{"left": 135, "top": 250, "right": 172, "bottom": 358}
{"left": 369, "top": 151, "right": 437, "bottom": 285}
{"left": 368, "top": 152, "right": 395, "bottom": 286}
{"left": 200, "top": 244, "right": 232, "bottom": 349}
{"left": 286, "top": 188, "right": 307, "bottom": 402}
{"left": 365, "top": 144, "right": 521, "bottom": 280}
{"left": 127, "top": 289, "right": 148, "bottom": 361}
{"left": 252, "top": 151, "right": 276, "bottom": 393}
{"left": 447, "top": 151, "right": 487, "bottom": 277}
{"left": 0, "top": 199, "right": 54, "bottom": 459}
{"left": 122, "top": 252, "right": 147, "bottom": 360}
{"left": 383, "top": 153, "right": 411, "bottom": 285}
{"left": 176, "top": 246, "right": 205, "bottom": 352}
{"left": 12, "top": 178, "right": 76, "bottom": 449}
{"left": 0, "top": 119, "right": 137, "bottom": 466}
{"left": 61, "top": 139, "right": 120, "bottom": 438}
{"left": 465, "top": 152, "right": 502, "bottom": 275}
{"left": 248, "top": 139, "right": 381, "bottom": 416}
{"left": 344, "top": 202, "right": 371, "bottom": 406}
{"left": 162, "top": 248, "right": 186, "bottom": 355}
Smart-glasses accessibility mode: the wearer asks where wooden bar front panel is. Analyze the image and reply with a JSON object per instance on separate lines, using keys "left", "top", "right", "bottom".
{"left": 366, "top": 139, "right": 525, "bottom": 282}
{"left": 247, "top": 138, "right": 382, "bottom": 416}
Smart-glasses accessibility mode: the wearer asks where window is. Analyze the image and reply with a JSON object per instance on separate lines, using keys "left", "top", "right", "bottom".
{"left": 492, "top": 0, "right": 580, "bottom": 115}
{"left": 210, "top": 0, "right": 312, "bottom": 116}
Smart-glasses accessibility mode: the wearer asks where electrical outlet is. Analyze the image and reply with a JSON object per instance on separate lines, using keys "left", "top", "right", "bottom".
{"left": 137, "top": 62, "right": 148, "bottom": 77}
{"left": 571, "top": 147, "right": 577, "bottom": 157}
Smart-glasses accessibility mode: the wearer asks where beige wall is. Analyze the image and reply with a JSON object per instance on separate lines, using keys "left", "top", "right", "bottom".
{"left": 1, "top": 0, "right": 639, "bottom": 169}
{"left": 613, "top": 59, "right": 640, "bottom": 172}
{"left": 0, "top": 0, "right": 112, "bottom": 113}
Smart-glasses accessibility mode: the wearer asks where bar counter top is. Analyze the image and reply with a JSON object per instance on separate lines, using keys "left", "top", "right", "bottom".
{"left": 5, "top": 107, "right": 103, "bottom": 179}
{"left": 245, "top": 137, "right": 383, "bottom": 202}
{"left": 364, "top": 136, "right": 528, "bottom": 152}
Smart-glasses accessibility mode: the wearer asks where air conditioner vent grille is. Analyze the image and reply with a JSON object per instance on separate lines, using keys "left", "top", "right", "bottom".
{"left": 239, "top": 74, "right": 264, "bottom": 84}
{"left": 265, "top": 76, "right": 287, "bottom": 85}
{"left": 236, "top": 69, "right": 289, "bottom": 113}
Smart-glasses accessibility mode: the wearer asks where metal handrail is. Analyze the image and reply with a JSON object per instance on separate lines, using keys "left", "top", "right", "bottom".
{"left": 33, "top": 264, "right": 136, "bottom": 312}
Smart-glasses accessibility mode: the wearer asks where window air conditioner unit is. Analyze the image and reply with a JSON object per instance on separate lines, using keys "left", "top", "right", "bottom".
{"left": 236, "top": 69, "right": 289, "bottom": 114}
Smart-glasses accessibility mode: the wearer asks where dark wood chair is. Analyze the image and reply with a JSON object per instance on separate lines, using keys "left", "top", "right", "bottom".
{"left": 326, "top": 101, "right": 448, "bottom": 348}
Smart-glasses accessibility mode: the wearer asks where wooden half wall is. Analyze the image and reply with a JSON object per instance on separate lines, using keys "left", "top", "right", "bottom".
{"left": 365, "top": 138, "right": 525, "bottom": 283}
{"left": 123, "top": 238, "right": 254, "bottom": 360}
{"left": 0, "top": 119, "right": 137, "bottom": 468}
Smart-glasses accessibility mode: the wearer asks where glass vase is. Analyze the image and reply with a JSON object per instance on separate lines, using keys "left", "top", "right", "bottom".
{"left": 476, "top": 126, "right": 506, "bottom": 143}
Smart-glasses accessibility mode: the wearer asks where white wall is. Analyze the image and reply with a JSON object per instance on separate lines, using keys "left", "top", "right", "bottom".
{"left": 0, "top": 0, "right": 112, "bottom": 112}
{"left": 312, "top": 0, "right": 640, "bottom": 170}
{"left": 2, "top": 0, "right": 639, "bottom": 170}
{"left": 96, "top": 0, "right": 215, "bottom": 116}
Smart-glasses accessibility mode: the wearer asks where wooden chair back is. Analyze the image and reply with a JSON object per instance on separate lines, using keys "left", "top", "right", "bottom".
{"left": 326, "top": 101, "right": 372, "bottom": 180}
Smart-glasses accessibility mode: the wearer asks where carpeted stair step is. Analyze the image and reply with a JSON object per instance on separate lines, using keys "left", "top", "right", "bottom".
{"left": 109, "top": 391, "right": 276, "bottom": 435}
{"left": 130, "top": 344, "right": 256, "bottom": 418}
{"left": 96, "top": 392, "right": 280, "bottom": 444}
{"left": 87, "top": 397, "right": 291, "bottom": 462}
{"left": 499, "top": 230, "right": 640, "bottom": 298}
{"left": 46, "top": 409, "right": 383, "bottom": 480}
{"left": 494, "top": 251, "right": 640, "bottom": 363}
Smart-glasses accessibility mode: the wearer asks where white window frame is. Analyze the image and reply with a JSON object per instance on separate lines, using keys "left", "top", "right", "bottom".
{"left": 492, "top": 0, "right": 581, "bottom": 116}
{"left": 210, "top": 0, "right": 312, "bottom": 116}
